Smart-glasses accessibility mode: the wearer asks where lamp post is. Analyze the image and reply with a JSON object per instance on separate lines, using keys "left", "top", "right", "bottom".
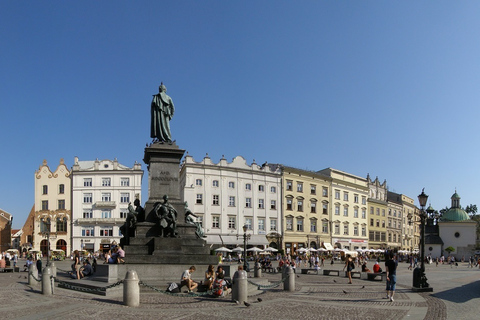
{"left": 242, "top": 224, "right": 250, "bottom": 271}
{"left": 412, "top": 188, "right": 433, "bottom": 291}
{"left": 41, "top": 217, "right": 51, "bottom": 267}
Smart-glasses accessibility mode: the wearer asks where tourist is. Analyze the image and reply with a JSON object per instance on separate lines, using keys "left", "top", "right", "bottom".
{"left": 361, "top": 262, "right": 371, "bottom": 273}
{"left": 343, "top": 254, "right": 354, "bottom": 284}
{"left": 212, "top": 273, "right": 231, "bottom": 297}
{"left": 385, "top": 252, "right": 397, "bottom": 302}
{"left": 73, "top": 250, "right": 81, "bottom": 279}
{"left": 117, "top": 246, "right": 125, "bottom": 264}
{"left": 204, "top": 264, "right": 215, "bottom": 290}
{"left": 373, "top": 261, "right": 382, "bottom": 273}
{"left": 80, "top": 260, "right": 93, "bottom": 278}
{"left": 23, "top": 257, "right": 33, "bottom": 272}
{"left": 181, "top": 266, "right": 198, "bottom": 293}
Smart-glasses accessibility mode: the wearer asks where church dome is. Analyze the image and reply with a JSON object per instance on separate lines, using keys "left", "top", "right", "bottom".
{"left": 441, "top": 191, "right": 470, "bottom": 222}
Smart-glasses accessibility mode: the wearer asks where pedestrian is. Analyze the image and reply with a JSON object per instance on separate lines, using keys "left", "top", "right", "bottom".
{"left": 343, "top": 254, "right": 354, "bottom": 284}
{"left": 385, "top": 252, "right": 397, "bottom": 302}
{"left": 181, "top": 266, "right": 198, "bottom": 293}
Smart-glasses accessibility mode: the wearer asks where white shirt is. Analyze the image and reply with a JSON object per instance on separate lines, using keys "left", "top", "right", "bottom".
{"left": 181, "top": 269, "right": 191, "bottom": 282}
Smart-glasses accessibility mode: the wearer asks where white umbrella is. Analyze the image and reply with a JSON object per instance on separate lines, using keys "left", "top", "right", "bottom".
{"left": 264, "top": 247, "right": 279, "bottom": 252}
{"left": 247, "top": 247, "right": 263, "bottom": 252}
{"left": 214, "top": 247, "right": 232, "bottom": 253}
{"left": 231, "top": 247, "right": 244, "bottom": 252}
{"left": 307, "top": 248, "right": 317, "bottom": 252}
{"left": 334, "top": 248, "right": 342, "bottom": 252}
{"left": 317, "top": 248, "right": 327, "bottom": 252}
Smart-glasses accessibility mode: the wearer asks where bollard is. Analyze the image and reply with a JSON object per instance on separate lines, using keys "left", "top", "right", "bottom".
{"left": 231, "top": 270, "right": 247, "bottom": 304}
{"left": 283, "top": 266, "right": 295, "bottom": 292}
{"left": 42, "top": 266, "right": 53, "bottom": 296}
{"left": 123, "top": 270, "right": 140, "bottom": 307}
{"left": 28, "top": 263, "right": 38, "bottom": 286}
{"left": 36, "top": 259, "right": 42, "bottom": 278}
{"left": 254, "top": 262, "right": 262, "bottom": 278}
{"left": 49, "top": 262, "right": 57, "bottom": 278}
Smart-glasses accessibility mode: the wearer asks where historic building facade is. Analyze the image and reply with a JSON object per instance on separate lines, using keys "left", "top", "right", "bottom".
{"left": 71, "top": 157, "right": 143, "bottom": 253}
{"left": 180, "top": 155, "right": 282, "bottom": 249}
{"left": 367, "top": 175, "right": 388, "bottom": 249}
{"left": 318, "top": 168, "right": 369, "bottom": 250}
{"left": 0, "top": 209, "right": 13, "bottom": 252}
{"left": 281, "top": 167, "right": 331, "bottom": 254}
{"left": 401, "top": 194, "right": 419, "bottom": 252}
{"left": 386, "top": 191, "right": 404, "bottom": 250}
{"left": 33, "top": 159, "right": 72, "bottom": 255}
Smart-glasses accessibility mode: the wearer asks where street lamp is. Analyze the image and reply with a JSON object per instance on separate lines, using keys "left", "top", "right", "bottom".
{"left": 41, "top": 217, "right": 51, "bottom": 267}
{"left": 412, "top": 188, "right": 433, "bottom": 291}
{"left": 242, "top": 224, "right": 251, "bottom": 271}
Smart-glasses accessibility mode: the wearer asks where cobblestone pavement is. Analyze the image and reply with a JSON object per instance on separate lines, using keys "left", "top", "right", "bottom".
{"left": 1, "top": 259, "right": 478, "bottom": 319}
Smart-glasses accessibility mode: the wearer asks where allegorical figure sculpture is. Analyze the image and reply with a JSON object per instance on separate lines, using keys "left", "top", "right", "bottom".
{"left": 151, "top": 82, "right": 175, "bottom": 143}
{"left": 154, "top": 195, "right": 178, "bottom": 237}
{"left": 134, "top": 198, "right": 145, "bottom": 223}
{"left": 120, "top": 201, "right": 138, "bottom": 245}
{"left": 184, "top": 202, "right": 206, "bottom": 238}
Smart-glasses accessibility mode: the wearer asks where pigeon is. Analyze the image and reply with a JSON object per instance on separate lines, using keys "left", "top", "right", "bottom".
{"left": 333, "top": 279, "right": 337, "bottom": 283}
{"left": 234, "top": 300, "right": 240, "bottom": 305}
{"left": 361, "top": 285, "right": 365, "bottom": 289}
{"left": 343, "top": 290, "right": 348, "bottom": 294}
{"left": 257, "top": 298, "right": 263, "bottom": 302}
{"left": 244, "top": 301, "right": 251, "bottom": 307}
{"left": 297, "top": 275, "right": 300, "bottom": 278}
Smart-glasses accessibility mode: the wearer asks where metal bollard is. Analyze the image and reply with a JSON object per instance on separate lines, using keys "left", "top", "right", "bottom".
{"left": 49, "top": 261, "right": 57, "bottom": 278}
{"left": 42, "top": 266, "right": 53, "bottom": 295}
{"left": 283, "top": 266, "right": 295, "bottom": 292}
{"left": 28, "top": 263, "right": 38, "bottom": 286}
{"left": 123, "top": 270, "right": 140, "bottom": 307}
{"left": 254, "top": 262, "right": 262, "bottom": 278}
{"left": 231, "top": 270, "right": 247, "bottom": 304}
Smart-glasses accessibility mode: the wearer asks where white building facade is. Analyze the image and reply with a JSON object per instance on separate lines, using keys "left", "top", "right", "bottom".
{"left": 180, "top": 155, "right": 283, "bottom": 249}
{"left": 71, "top": 157, "right": 143, "bottom": 253}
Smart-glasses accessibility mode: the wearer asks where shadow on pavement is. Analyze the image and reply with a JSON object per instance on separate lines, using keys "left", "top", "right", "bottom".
{"left": 431, "top": 279, "right": 480, "bottom": 303}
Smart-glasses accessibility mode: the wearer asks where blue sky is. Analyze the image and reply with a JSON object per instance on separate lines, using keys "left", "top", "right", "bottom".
{"left": 2, "top": 2, "right": 480, "bottom": 229}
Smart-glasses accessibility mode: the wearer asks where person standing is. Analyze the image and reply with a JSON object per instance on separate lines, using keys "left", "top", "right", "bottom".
{"left": 343, "top": 254, "right": 354, "bottom": 284}
{"left": 385, "top": 252, "right": 397, "bottom": 302}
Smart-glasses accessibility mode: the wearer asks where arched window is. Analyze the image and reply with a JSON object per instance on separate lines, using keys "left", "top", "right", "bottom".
{"left": 56, "top": 239, "right": 67, "bottom": 252}
{"left": 40, "top": 239, "right": 49, "bottom": 255}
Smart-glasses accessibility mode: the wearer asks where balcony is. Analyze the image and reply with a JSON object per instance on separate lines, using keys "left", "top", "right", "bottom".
{"left": 94, "top": 201, "right": 116, "bottom": 208}
{"left": 76, "top": 218, "right": 124, "bottom": 225}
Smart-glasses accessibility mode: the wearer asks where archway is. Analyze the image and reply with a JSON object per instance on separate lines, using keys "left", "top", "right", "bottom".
{"left": 310, "top": 241, "right": 317, "bottom": 249}
{"left": 40, "top": 239, "right": 49, "bottom": 255}
{"left": 269, "top": 242, "right": 278, "bottom": 249}
{"left": 56, "top": 239, "right": 67, "bottom": 252}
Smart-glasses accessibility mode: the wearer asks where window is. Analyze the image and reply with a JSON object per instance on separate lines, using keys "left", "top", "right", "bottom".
{"left": 311, "top": 201, "right": 316, "bottom": 213}
{"left": 297, "top": 200, "right": 303, "bottom": 212}
{"left": 258, "top": 219, "right": 265, "bottom": 231}
{"left": 58, "top": 200, "right": 65, "bottom": 210}
{"left": 212, "top": 195, "right": 219, "bottom": 205}
{"left": 287, "top": 199, "right": 293, "bottom": 210}
{"left": 322, "top": 187, "right": 328, "bottom": 197}
{"left": 362, "top": 209, "right": 366, "bottom": 219}
{"left": 362, "top": 226, "right": 366, "bottom": 237}
{"left": 245, "top": 218, "right": 252, "bottom": 230}
{"left": 370, "top": 218, "right": 374, "bottom": 226}
{"left": 311, "top": 185, "right": 316, "bottom": 195}
{"left": 382, "top": 209, "right": 386, "bottom": 216}
{"left": 334, "top": 223, "right": 340, "bottom": 235}
{"left": 388, "top": 233, "right": 392, "bottom": 242}
{"left": 296, "top": 218, "right": 304, "bottom": 231}
{"left": 323, "top": 203, "right": 328, "bottom": 214}
{"left": 310, "top": 220, "right": 317, "bottom": 232}
{"left": 354, "top": 194, "right": 359, "bottom": 203}
{"left": 258, "top": 199, "right": 265, "bottom": 209}
{"left": 344, "top": 192, "right": 349, "bottom": 201}
{"left": 270, "top": 219, "right": 277, "bottom": 231}
{"left": 286, "top": 181, "right": 293, "bottom": 191}
{"left": 120, "top": 211, "right": 127, "bottom": 219}
{"left": 42, "top": 185, "right": 48, "bottom": 195}
{"left": 102, "top": 211, "right": 111, "bottom": 218}
{"left": 259, "top": 185, "right": 264, "bottom": 192}
{"left": 83, "top": 178, "right": 92, "bottom": 187}
{"left": 382, "top": 220, "right": 386, "bottom": 228}
{"left": 388, "top": 219, "right": 392, "bottom": 227}
{"left": 195, "top": 179, "right": 202, "bottom": 186}
{"left": 343, "top": 206, "right": 348, "bottom": 217}
{"left": 102, "top": 178, "right": 111, "bottom": 187}
{"left": 388, "top": 209, "right": 392, "bottom": 216}
{"left": 212, "top": 180, "right": 219, "bottom": 187}
{"left": 354, "top": 208, "right": 359, "bottom": 218}
{"left": 196, "top": 215, "right": 203, "bottom": 227}
{"left": 393, "top": 210, "right": 397, "bottom": 217}
{"left": 376, "top": 208, "right": 380, "bottom": 216}
{"left": 228, "top": 217, "right": 236, "bottom": 229}
{"left": 354, "top": 225, "right": 358, "bottom": 236}
{"left": 322, "top": 221, "right": 328, "bottom": 233}
{"left": 370, "top": 207, "right": 374, "bottom": 215}
{"left": 270, "top": 200, "right": 276, "bottom": 210}
{"left": 229, "top": 181, "right": 235, "bottom": 188}
{"left": 56, "top": 217, "right": 67, "bottom": 232}
{"left": 121, "top": 178, "right": 130, "bottom": 186}
{"left": 335, "top": 205, "right": 340, "bottom": 215}
{"left": 286, "top": 217, "right": 293, "bottom": 231}
{"left": 297, "top": 182, "right": 303, "bottom": 192}
{"left": 335, "top": 190, "right": 340, "bottom": 199}
{"left": 100, "top": 227, "right": 113, "bottom": 237}
{"left": 196, "top": 194, "right": 203, "bottom": 204}
{"left": 271, "top": 186, "right": 276, "bottom": 193}
{"left": 59, "top": 184, "right": 65, "bottom": 194}
{"left": 393, "top": 221, "right": 397, "bottom": 229}
{"left": 246, "top": 198, "right": 252, "bottom": 208}
{"left": 42, "top": 200, "right": 48, "bottom": 211}
{"left": 229, "top": 196, "right": 235, "bottom": 207}
{"left": 83, "top": 193, "right": 92, "bottom": 203}
{"left": 212, "top": 216, "right": 220, "bottom": 228}
{"left": 120, "top": 193, "right": 130, "bottom": 203}
{"left": 343, "top": 224, "right": 349, "bottom": 235}
{"left": 82, "top": 227, "right": 95, "bottom": 237}
{"left": 376, "top": 219, "right": 380, "bottom": 227}
{"left": 362, "top": 196, "right": 367, "bottom": 205}
{"left": 40, "top": 218, "right": 50, "bottom": 233}
{"left": 83, "top": 211, "right": 92, "bottom": 218}
{"left": 245, "top": 183, "right": 251, "bottom": 190}
{"left": 101, "top": 193, "right": 111, "bottom": 202}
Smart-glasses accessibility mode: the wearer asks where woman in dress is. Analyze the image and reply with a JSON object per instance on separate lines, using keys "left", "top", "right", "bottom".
{"left": 343, "top": 254, "right": 354, "bottom": 284}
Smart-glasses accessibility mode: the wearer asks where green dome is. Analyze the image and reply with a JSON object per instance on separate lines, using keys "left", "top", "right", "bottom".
{"left": 441, "top": 207, "right": 470, "bottom": 222}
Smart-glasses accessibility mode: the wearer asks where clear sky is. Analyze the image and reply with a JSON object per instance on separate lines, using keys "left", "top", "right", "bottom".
{"left": 2, "top": 1, "right": 480, "bottom": 229}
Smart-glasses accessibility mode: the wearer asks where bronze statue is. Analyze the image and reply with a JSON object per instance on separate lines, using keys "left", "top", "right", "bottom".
{"left": 184, "top": 202, "right": 206, "bottom": 238}
{"left": 134, "top": 198, "right": 145, "bottom": 223}
{"left": 154, "top": 195, "right": 178, "bottom": 237}
{"left": 151, "top": 83, "right": 175, "bottom": 143}
{"left": 120, "top": 202, "right": 138, "bottom": 245}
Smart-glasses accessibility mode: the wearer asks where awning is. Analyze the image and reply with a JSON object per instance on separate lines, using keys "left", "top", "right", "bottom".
{"left": 206, "top": 234, "right": 268, "bottom": 246}
{"left": 323, "top": 243, "right": 334, "bottom": 251}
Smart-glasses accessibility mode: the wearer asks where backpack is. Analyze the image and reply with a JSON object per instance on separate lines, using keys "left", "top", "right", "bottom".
{"left": 212, "top": 279, "right": 223, "bottom": 297}
{"left": 167, "top": 282, "right": 180, "bottom": 293}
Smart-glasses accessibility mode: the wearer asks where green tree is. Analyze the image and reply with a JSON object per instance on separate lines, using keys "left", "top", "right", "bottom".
{"left": 444, "top": 246, "right": 455, "bottom": 254}
{"left": 465, "top": 204, "right": 478, "bottom": 217}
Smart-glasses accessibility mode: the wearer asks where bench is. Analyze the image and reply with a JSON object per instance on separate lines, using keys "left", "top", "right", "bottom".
{"left": 366, "top": 272, "right": 386, "bottom": 281}
{"left": 262, "top": 266, "right": 276, "bottom": 273}
{"left": 323, "top": 269, "right": 340, "bottom": 276}
{"left": 345, "top": 271, "right": 361, "bottom": 278}
{"left": 301, "top": 268, "right": 319, "bottom": 275}
{"left": 2, "top": 268, "right": 14, "bottom": 273}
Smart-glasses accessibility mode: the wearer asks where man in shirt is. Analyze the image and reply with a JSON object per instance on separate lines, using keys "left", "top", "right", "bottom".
{"left": 385, "top": 252, "right": 397, "bottom": 302}
{"left": 80, "top": 260, "right": 93, "bottom": 278}
{"left": 181, "top": 266, "right": 198, "bottom": 293}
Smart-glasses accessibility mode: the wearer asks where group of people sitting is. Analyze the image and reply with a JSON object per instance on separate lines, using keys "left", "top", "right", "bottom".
{"left": 104, "top": 246, "right": 125, "bottom": 264}
{"left": 361, "top": 261, "right": 383, "bottom": 273}
{"left": 180, "top": 265, "right": 233, "bottom": 297}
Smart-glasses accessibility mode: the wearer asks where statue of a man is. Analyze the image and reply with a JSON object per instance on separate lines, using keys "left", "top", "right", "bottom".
{"left": 155, "top": 195, "right": 178, "bottom": 237}
{"left": 184, "top": 202, "right": 206, "bottom": 238}
{"left": 151, "top": 83, "right": 175, "bottom": 143}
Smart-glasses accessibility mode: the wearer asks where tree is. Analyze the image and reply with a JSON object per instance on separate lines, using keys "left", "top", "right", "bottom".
{"left": 444, "top": 246, "right": 455, "bottom": 254}
{"left": 465, "top": 204, "right": 478, "bottom": 217}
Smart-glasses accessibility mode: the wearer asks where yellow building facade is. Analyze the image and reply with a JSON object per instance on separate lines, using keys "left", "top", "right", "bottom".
{"left": 367, "top": 175, "right": 388, "bottom": 249}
